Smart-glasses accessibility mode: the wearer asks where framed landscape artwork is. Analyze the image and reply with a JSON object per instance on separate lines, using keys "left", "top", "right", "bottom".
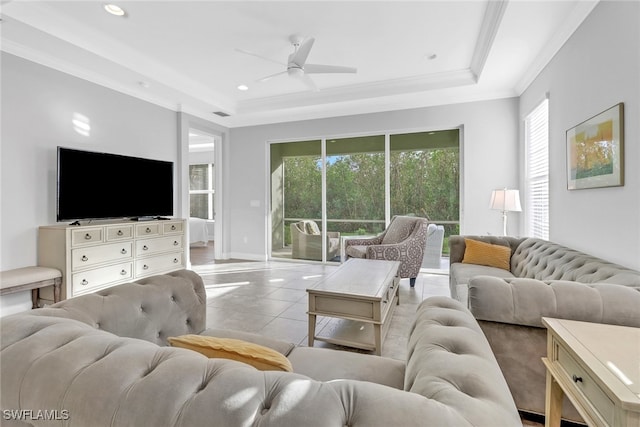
{"left": 567, "top": 103, "right": 624, "bottom": 190}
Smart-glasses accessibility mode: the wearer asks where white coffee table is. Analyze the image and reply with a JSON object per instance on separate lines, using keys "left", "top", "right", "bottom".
{"left": 307, "top": 258, "right": 400, "bottom": 356}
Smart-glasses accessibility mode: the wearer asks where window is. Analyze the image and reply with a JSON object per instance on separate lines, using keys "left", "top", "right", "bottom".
{"left": 525, "top": 99, "right": 549, "bottom": 240}
{"left": 189, "top": 164, "right": 214, "bottom": 219}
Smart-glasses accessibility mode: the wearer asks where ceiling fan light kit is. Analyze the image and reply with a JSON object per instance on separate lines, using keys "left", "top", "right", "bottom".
{"left": 237, "top": 34, "right": 357, "bottom": 91}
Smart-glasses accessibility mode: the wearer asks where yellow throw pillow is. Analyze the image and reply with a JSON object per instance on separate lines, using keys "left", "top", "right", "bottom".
{"left": 168, "top": 335, "right": 293, "bottom": 372}
{"left": 461, "top": 238, "right": 511, "bottom": 271}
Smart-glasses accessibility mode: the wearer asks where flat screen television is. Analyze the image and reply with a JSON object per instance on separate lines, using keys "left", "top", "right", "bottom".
{"left": 57, "top": 147, "right": 174, "bottom": 222}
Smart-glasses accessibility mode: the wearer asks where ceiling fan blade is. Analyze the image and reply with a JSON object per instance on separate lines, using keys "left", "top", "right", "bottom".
{"left": 257, "top": 71, "right": 288, "bottom": 82}
{"left": 304, "top": 64, "right": 357, "bottom": 74}
{"left": 290, "top": 37, "right": 315, "bottom": 67}
{"left": 235, "top": 48, "right": 286, "bottom": 66}
{"left": 299, "top": 74, "right": 318, "bottom": 92}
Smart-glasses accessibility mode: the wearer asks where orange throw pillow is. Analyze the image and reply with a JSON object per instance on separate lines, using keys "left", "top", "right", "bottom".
{"left": 168, "top": 335, "right": 293, "bottom": 372}
{"left": 461, "top": 238, "right": 511, "bottom": 271}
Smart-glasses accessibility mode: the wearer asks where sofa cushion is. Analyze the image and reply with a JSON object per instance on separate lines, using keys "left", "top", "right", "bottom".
{"left": 468, "top": 276, "right": 640, "bottom": 328}
{"left": 462, "top": 238, "right": 511, "bottom": 270}
{"left": 303, "top": 220, "right": 320, "bottom": 235}
{"left": 345, "top": 244, "right": 367, "bottom": 258}
{"left": 168, "top": 334, "right": 293, "bottom": 372}
{"left": 287, "top": 346, "right": 405, "bottom": 389}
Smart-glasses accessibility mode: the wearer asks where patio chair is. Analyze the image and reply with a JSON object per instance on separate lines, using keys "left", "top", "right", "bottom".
{"left": 344, "top": 215, "right": 429, "bottom": 287}
{"left": 291, "top": 220, "right": 341, "bottom": 261}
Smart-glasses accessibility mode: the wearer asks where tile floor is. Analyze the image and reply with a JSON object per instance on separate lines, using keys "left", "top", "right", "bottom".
{"left": 193, "top": 260, "right": 450, "bottom": 361}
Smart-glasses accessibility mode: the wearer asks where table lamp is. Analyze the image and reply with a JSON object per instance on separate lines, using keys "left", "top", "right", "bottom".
{"left": 490, "top": 188, "right": 522, "bottom": 236}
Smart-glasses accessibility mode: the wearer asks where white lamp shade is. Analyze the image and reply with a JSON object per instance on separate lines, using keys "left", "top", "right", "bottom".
{"left": 490, "top": 189, "right": 522, "bottom": 212}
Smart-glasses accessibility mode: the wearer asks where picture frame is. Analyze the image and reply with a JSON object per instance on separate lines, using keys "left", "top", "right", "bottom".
{"left": 566, "top": 102, "right": 624, "bottom": 190}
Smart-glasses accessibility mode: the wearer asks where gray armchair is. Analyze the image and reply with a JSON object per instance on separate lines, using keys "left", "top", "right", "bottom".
{"left": 344, "top": 215, "right": 429, "bottom": 287}
{"left": 291, "top": 220, "right": 340, "bottom": 261}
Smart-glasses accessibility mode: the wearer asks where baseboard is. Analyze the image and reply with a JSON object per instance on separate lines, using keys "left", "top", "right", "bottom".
{"left": 226, "top": 252, "right": 268, "bottom": 261}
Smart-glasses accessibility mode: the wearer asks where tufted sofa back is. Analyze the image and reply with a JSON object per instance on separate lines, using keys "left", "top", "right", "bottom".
{"left": 27, "top": 269, "right": 206, "bottom": 346}
{"left": 511, "top": 238, "right": 640, "bottom": 286}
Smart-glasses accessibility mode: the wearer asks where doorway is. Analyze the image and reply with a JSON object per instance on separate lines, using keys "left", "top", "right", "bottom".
{"left": 188, "top": 129, "right": 218, "bottom": 265}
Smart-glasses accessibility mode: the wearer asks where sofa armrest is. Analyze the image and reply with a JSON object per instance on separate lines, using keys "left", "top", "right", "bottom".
{"left": 344, "top": 235, "right": 383, "bottom": 247}
{"left": 29, "top": 270, "right": 206, "bottom": 345}
{"left": 405, "top": 296, "right": 521, "bottom": 425}
{"left": 469, "top": 276, "right": 640, "bottom": 328}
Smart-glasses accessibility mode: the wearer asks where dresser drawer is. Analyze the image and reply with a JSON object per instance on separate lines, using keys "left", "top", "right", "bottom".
{"left": 71, "top": 242, "right": 133, "bottom": 270}
{"left": 136, "top": 223, "right": 160, "bottom": 237}
{"left": 136, "top": 236, "right": 183, "bottom": 256}
{"left": 163, "top": 221, "right": 183, "bottom": 234}
{"left": 106, "top": 224, "right": 133, "bottom": 241}
{"left": 557, "top": 343, "right": 615, "bottom": 425}
{"left": 71, "top": 228, "right": 103, "bottom": 246}
{"left": 72, "top": 262, "right": 133, "bottom": 294}
{"left": 135, "top": 253, "right": 183, "bottom": 276}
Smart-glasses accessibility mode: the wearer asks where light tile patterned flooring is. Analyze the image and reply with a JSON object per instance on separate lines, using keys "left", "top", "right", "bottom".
{"left": 192, "top": 259, "right": 450, "bottom": 361}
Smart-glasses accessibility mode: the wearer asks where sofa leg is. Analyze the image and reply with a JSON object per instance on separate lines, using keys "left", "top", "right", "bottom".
{"left": 410, "top": 277, "right": 416, "bottom": 287}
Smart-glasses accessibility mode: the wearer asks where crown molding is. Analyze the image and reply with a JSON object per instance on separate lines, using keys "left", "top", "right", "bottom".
{"left": 514, "top": 0, "right": 599, "bottom": 94}
{"left": 470, "top": 0, "right": 508, "bottom": 81}
{"left": 1, "top": 4, "right": 236, "bottom": 113}
{"left": 237, "top": 69, "right": 476, "bottom": 114}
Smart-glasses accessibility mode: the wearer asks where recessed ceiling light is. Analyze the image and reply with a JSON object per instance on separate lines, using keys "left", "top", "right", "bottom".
{"left": 237, "top": 84, "right": 249, "bottom": 91}
{"left": 104, "top": 4, "right": 126, "bottom": 16}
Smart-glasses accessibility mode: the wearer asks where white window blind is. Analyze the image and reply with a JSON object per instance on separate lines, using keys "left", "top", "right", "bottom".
{"left": 525, "top": 99, "right": 549, "bottom": 240}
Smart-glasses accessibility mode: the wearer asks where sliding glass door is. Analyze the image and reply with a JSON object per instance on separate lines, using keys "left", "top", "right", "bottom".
{"left": 326, "top": 135, "right": 386, "bottom": 239}
{"left": 269, "top": 128, "right": 460, "bottom": 262}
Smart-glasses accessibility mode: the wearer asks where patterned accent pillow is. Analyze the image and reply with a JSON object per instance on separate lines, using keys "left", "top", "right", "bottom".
{"left": 168, "top": 335, "right": 293, "bottom": 372}
{"left": 303, "top": 221, "right": 320, "bottom": 235}
{"left": 461, "top": 238, "right": 511, "bottom": 271}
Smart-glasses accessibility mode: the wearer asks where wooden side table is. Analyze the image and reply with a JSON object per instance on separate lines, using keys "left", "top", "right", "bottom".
{"left": 542, "top": 318, "right": 640, "bottom": 427}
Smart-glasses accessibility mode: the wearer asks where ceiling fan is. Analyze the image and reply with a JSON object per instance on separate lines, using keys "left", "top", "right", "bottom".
{"left": 236, "top": 34, "right": 357, "bottom": 91}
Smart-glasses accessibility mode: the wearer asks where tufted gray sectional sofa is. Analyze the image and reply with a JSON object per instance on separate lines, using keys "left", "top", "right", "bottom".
{"left": 449, "top": 236, "right": 640, "bottom": 422}
{"left": 1, "top": 269, "right": 521, "bottom": 426}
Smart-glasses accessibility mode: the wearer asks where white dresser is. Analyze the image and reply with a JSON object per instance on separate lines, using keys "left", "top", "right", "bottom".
{"left": 38, "top": 219, "right": 186, "bottom": 302}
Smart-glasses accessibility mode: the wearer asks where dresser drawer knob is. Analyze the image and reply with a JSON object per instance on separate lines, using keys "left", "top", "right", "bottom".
{"left": 173, "top": 258, "right": 179, "bottom": 263}
{"left": 84, "top": 233, "right": 92, "bottom": 240}
{"left": 121, "top": 248, "right": 127, "bottom": 254}
{"left": 142, "top": 245, "right": 149, "bottom": 251}
{"left": 81, "top": 279, "right": 88, "bottom": 286}
{"left": 143, "top": 265, "right": 149, "bottom": 270}
{"left": 572, "top": 375, "right": 583, "bottom": 383}
{"left": 145, "top": 227, "right": 151, "bottom": 233}
{"left": 173, "top": 241, "right": 179, "bottom": 246}
{"left": 120, "top": 269, "right": 127, "bottom": 276}
{"left": 81, "top": 255, "right": 88, "bottom": 262}
{"left": 117, "top": 230, "right": 123, "bottom": 236}
{"left": 171, "top": 225, "right": 176, "bottom": 231}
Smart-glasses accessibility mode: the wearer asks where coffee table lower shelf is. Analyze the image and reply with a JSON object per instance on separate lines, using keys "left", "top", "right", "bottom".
{"left": 308, "top": 292, "right": 398, "bottom": 355}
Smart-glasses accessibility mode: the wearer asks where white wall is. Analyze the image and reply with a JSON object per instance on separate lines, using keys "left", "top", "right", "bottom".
{"left": 520, "top": 1, "right": 640, "bottom": 269}
{"left": 0, "top": 53, "right": 185, "bottom": 314}
{"left": 228, "top": 98, "right": 520, "bottom": 259}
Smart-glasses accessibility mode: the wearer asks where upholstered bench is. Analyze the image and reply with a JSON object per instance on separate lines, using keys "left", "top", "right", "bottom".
{"left": 0, "top": 266, "right": 62, "bottom": 308}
